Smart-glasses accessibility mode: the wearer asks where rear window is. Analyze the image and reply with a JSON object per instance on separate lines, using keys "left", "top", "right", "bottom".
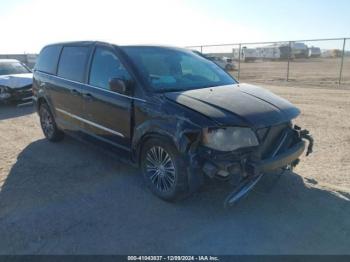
{"left": 35, "top": 45, "right": 62, "bottom": 74}
{"left": 57, "top": 46, "right": 90, "bottom": 82}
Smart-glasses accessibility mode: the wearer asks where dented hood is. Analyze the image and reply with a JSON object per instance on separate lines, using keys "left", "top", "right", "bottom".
{"left": 0, "top": 73, "right": 33, "bottom": 89}
{"left": 164, "top": 83, "right": 300, "bottom": 128}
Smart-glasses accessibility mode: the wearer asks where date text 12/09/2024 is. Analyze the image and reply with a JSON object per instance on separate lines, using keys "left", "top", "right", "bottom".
{"left": 127, "top": 256, "right": 219, "bottom": 261}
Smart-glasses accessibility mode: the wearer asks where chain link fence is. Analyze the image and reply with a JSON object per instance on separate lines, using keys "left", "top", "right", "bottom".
{"left": 187, "top": 38, "right": 350, "bottom": 88}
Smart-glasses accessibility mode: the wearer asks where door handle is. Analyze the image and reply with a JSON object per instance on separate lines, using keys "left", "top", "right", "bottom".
{"left": 82, "top": 93, "right": 94, "bottom": 101}
{"left": 70, "top": 89, "right": 80, "bottom": 96}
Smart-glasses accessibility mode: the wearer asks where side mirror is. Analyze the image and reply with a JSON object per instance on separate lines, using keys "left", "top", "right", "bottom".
{"left": 109, "top": 78, "right": 127, "bottom": 94}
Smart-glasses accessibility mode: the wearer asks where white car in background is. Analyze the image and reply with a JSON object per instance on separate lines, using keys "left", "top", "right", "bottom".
{"left": 191, "top": 51, "right": 236, "bottom": 71}
{"left": 0, "top": 59, "right": 33, "bottom": 104}
{"left": 207, "top": 56, "right": 236, "bottom": 71}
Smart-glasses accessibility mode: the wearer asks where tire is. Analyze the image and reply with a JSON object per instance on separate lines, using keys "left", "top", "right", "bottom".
{"left": 39, "top": 103, "right": 64, "bottom": 142}
{"left": 141, "top": 137, "right": 189, "bottom": 201}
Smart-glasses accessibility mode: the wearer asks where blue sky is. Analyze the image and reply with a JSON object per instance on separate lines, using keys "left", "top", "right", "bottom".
{"left": 0, "top": 0, "right": 349, "bottom": 53}
{"left": 189, "top": 0, "right": 350, "bottom": 41}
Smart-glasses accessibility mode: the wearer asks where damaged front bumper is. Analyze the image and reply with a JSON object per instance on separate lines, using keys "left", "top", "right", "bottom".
{"left": 0, "top": 85, "right": 33, "bottom": 103}
{"left": 197, "top": 125, "right": 313, "bottom": 206}
{"left": 223, "top": 140, "right": 305, "bottom": 206}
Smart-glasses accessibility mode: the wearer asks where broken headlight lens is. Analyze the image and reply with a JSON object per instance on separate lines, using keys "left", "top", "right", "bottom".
{"left": 202, "top": 127, "right": 259, "bottom": 151}
{"left": 0, "top": 85, "right": 11, "bottom": 99}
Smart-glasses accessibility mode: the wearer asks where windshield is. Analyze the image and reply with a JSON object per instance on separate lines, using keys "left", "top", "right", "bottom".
{"left": 0, "top": 62, "right": 31, "bottom": 76}
{"left": 120, "top": 47, "right": 237, "bottom": 92}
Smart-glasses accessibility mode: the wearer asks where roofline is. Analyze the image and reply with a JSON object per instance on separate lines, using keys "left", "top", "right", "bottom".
{"left": 40, "top": 40, "right": 116, "bottom": 49}
{"left": 39, "top": 41, "right": 185, "bottom": 51}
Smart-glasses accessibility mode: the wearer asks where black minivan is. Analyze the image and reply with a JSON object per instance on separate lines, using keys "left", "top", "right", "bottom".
{"left": 33, "top": 41, "right": 313, "bottom": 205}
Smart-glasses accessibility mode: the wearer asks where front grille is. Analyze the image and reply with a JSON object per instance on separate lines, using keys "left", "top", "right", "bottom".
{"left": 256, "top": 123, "right": 292, "bottom": 159}
{"left": 12, "top": 85, "right": 33, "bottom": 100}
{"left": 19, "top": 84, "right": 32, "bottom": 90}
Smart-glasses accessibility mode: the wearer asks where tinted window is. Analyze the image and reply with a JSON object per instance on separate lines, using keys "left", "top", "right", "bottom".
{"left": 35, "top": 45, "right": 62, "bottom": 74}
{"left": 89, "top": 47, "right": 131, "bottom": 90}
{"left": 121, "top": 47, "right": 236, "bottom": 92}
{"left": 57, "top": 46, "right": 90, "bottom": 82}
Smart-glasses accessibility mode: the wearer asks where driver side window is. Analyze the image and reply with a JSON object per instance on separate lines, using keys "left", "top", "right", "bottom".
{"left": 89, "top": 47, "right": 131, "bottom": 90}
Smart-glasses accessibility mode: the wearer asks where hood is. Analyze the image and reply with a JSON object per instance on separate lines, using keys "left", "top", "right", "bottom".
{"left": 0, "top": 73, "right": 33, "bottom": 89}
{"left": 164, "top": 83, "right": 300, "bottom": 128}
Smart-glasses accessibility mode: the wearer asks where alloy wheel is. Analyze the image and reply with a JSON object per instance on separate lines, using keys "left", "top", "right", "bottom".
{"left": 145, "top": 146, "right": 176, "bottom": 192}
{"left": 40, "top": 107, "right": 54, "bottom": 138}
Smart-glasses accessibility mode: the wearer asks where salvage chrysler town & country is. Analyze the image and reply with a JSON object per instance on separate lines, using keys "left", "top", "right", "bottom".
{"left": 33, "top": 41, "right": 313, "bottom": 205}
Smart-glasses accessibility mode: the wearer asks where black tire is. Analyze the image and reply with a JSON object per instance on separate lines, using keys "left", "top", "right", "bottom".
{"left": 39, "top": 103, "right": 64, "bottom": 142}
{"left": 141, "top": 137, "right": 189, "bottom": 201}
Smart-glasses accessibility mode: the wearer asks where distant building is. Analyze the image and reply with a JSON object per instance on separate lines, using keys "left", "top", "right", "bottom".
{"left": 308, "top": 46, "right": 321, "bottom": 58}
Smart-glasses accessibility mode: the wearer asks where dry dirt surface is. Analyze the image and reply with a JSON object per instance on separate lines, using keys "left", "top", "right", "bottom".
{"left": 0, "top": 85, "right": 349, "bottom": 254}
{"left": 232, "top": 57, "right": 350, "bottom": 89}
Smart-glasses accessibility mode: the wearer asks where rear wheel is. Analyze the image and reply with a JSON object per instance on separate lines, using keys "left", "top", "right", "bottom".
{"left": 39, "top": 103, "right": 64, "bottom": 142}
{"left": 141, "top": 138, "right": 188, "bottom": 201}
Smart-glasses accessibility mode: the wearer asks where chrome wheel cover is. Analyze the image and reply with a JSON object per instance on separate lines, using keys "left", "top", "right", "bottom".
{"left": 145, "top": 146, "right": 176, "bottom": 192}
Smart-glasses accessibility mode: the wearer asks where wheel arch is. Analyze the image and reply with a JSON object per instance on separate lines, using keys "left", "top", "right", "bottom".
{"left": 133, "top": 131, "right": 179, "bottom": 167}
{"left": 36, "top": 95, "right": 56, "bottom": 117}
{"left": 132, "top": 124, "right": 201, "bottom": 167}
{"left": 134, "top": 127, "right": 203, "bottom": 194}
{"left": 37, "top": 96, "right": 48, "bottom": 109}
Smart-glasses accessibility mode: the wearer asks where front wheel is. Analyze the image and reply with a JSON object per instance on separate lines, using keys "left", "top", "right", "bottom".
{"left": 39, "top": 103, "right": 64, "bottom": 142}
{"left": 141, "top": 138, "right": 189, "bottom": 201}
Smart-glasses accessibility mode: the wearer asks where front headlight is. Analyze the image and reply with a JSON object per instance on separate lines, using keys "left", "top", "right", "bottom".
{"left": 202, "top": 127, "right": 259, "bottom": 152}
{"left": 0, "top": 86, "right": 11, "bottom": 99}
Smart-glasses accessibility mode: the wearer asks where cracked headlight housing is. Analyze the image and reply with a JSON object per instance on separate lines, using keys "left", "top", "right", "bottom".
{"left": 0, "top": 85, "right": 11, "bottom": 99}
{"left": 202, "top": 127, "right": 259, "bottom": 152}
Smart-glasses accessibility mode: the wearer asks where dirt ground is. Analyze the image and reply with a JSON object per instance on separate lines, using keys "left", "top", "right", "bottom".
{"left": 262, "top": 85, "right": 350, "bottom": 190}
{"left": 232, "top": 57, "right": 350, "bottom": 89}
{"left": 0, "top": 84, "right": 349, "bottom": 254}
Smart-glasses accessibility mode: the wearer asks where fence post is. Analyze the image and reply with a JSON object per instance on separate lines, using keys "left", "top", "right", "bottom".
{"left": 238, "top": 44, "right": 241, "bottom": 81}
{"left": 339, "top": 38, "right": 346, "bottom": 86}
{"left": 24, "top": 52, "right": 28, "bottom": 66}
{"left": 286, "top": 41, "right": 292, "bottom": 82}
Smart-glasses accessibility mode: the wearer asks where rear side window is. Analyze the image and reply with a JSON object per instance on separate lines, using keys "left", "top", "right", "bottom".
{"left": 35, "top": 45, "right": 62, "bottom": 74}
{"left": 57, "top": 46, "right": 90, "bottom": 82}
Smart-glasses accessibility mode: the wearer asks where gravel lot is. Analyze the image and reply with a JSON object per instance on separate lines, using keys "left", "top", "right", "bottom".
{"left": 0, "top": 84, "right": 349, "bottom": 254}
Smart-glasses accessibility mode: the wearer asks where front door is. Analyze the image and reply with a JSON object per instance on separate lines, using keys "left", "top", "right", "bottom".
{"left": 81, "top": 45, "right": 133, "bottom": 149}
